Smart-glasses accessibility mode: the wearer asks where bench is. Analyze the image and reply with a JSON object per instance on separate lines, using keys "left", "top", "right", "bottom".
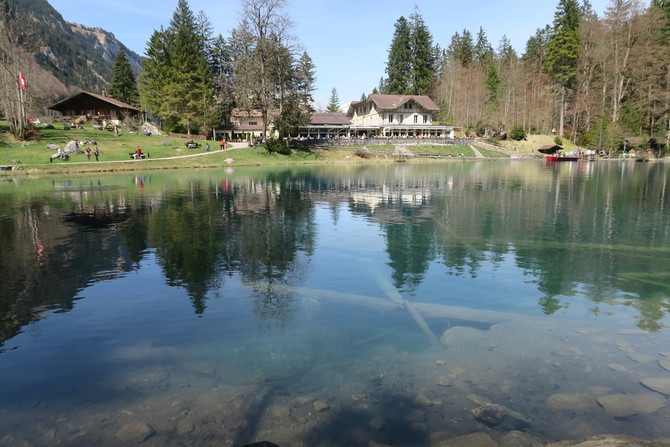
{"left": 129, "top": 153, "right": 148, "bottom": 160}
{"left": 185, "top": 142, "right": 201, "bottom": 149}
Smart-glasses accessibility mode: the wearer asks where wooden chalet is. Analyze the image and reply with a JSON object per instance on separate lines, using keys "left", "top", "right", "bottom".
{"left": 48, "top": 91, "right": 140, "bottom": 122}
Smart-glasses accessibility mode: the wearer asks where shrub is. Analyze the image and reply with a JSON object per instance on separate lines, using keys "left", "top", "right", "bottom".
{"left": 265, "top": 137, "right": 291, "bottom": 155}
{"left": 510, "top": 126, "right": 527, "bottom": 141}
{"left": 554, "top": 136, "right": 563, "bottom": 146}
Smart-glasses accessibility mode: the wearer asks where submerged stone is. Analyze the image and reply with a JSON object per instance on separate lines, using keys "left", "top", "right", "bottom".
{"left": 471, "top": 404, "right": 530, "bottom": 430}
{"left": 313, "top": 400, "right": 329, "bottom": 412}
{"left": 597, "top": 394, "right": 665, "bottom": 417}
{"left": 627, "top": 352, "right": 656, "bottom": 363}
{"left": 546, "top": 393, "right": 597, "bottom": 411}
{"left": 546, "top": 434, "right": 670, "bottom": 446}
{"left": 434, "top": 432, "right": 499, "bottom": 447}
{"left": 116, "top": 422, "right": 154, "bottom": 444}
{"left": 641, "top": 378, "right": 670, "bottom": 396}
{"left": 659, "top": 359, "right": 670, "bottom": 373}
{"left": 499, "top": 430, "right": 543, "bottom": 447}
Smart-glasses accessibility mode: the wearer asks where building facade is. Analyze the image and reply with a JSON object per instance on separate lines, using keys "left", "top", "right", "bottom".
{"left": 347, "top": 94, "right": 456, "bottom": 138}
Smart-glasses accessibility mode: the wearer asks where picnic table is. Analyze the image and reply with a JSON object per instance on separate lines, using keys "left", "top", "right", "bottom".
{"left": 129, "top": 152, "right": 148, "bottom": 160}
{"left": 185, "top": 142, "right": 201, "bottom": 149}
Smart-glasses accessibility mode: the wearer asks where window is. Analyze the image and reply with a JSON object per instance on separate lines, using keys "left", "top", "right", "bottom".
{"left": 423, "top": 115, "right": 428, "bottom": 124}
{"left": 404, "top": 103, "right": 412, "bottom": 110}
{"left": 249, "top": 121, "right": 257, "bottom": 125}
{"left": 399, "top": 114, "right": 404, "bottom": 124}
{"left": 414, "top": 115, "right": 418, "bottom": 124}
{"left": 388, "top": 114, "right": 394, "bottom": 123}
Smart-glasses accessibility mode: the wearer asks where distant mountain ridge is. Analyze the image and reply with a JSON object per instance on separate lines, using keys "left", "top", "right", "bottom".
{"left": 5, "top": 0, "right": 142, "bottom": 97}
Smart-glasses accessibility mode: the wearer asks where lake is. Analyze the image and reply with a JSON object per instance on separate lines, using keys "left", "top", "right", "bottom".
{"left": 1, "top": 160, "right": 669, "bottom": 447}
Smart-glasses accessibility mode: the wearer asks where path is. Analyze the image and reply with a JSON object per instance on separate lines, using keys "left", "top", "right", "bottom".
{"left": 469, "top": 144, "right": 485, "bottom": 158}
{"left": 41, "top": 142, "right": 249, "bottom": 166}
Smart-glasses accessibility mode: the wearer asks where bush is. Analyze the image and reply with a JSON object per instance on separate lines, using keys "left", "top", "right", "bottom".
{"left": 554, "top": 136, "right": 563, "bottom": 146}
{"left": 264, "top": 137, "right": 291, "bottom": 155}
{"left": 510, "top": 126, "right": 527, "bottom": 141}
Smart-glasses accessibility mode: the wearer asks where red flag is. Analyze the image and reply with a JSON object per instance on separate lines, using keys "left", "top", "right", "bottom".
{"left": 19, "top": 72, "right": 27, "bottom": 90}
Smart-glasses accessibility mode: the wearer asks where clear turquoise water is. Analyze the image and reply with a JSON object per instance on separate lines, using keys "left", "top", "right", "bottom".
{"left": 1, "top": 160, "right": 669, "bottom": 446}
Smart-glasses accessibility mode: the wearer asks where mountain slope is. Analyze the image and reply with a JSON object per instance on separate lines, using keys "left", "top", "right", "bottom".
{"left": 5, "top": 0, "right": 142, "bottom": 96}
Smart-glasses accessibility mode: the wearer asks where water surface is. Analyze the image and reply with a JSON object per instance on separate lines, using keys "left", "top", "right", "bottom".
{"left": 1, "top": 160, "right": 669, "bottom": 446}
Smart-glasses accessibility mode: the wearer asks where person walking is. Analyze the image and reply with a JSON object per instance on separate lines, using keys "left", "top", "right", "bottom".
{"left": 85, "top": 147, "right": 91, "bottom": 161}
{"left": 94, "top": 146, "right": 99, "bottom": 161}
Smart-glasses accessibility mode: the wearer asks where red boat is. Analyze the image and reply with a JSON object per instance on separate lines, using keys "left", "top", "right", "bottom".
{"left": 545, "top": 155, "right": 579, "bottom": 162}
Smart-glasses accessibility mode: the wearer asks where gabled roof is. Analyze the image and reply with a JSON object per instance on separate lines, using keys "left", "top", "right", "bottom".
{"left": 49, "top": 91, "right": 140, "bottom": 112}
{"left": 309, "top": 113, "right": 351, "bottom": 126}
{"left": 348, "top": 94, "right": 440, "bottom": 114}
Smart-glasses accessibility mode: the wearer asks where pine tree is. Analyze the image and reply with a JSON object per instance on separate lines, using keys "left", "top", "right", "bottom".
{"left": 327, "top": 87, "right": 340, "bottom": 112}
{"left": 385, "top": 16, "right": 412, "bottom": 94}
{"left": 139, "top": 0, "right": 214, "bottom": 134}
{"left": 545, "top": 0, "right": 582, "bottom": 137}
{"left": 109, "top": 48, "right": 139, "bottom": 107}
{"left": 295, "top": 51, "right": 316, "bottom": 108}
{"left": 409, "top": 8, "right": 437, "bottom": 95}
{"left": 474, "top": 27, "right": 494, "bottom": 63}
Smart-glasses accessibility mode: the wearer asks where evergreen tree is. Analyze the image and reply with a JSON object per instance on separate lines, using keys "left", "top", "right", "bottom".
{"left": 485, "top": 63, "right": 501, "bottom": 108}
{"left": 109, "top": 48, "right": 139, "bottom": 106}
{"left": 327, "top": 87, "right": 340, "bottom": 112}
{"left": 409, "top": 8, "right": 437, "bottom": 95}
{"left": 496, "top": 35, "right": 516, "bottom": 63}
{"left": 385, "top": 16, "right": 412, "bottom": 94}
{"left": 140, "top": 27, "right": 170, "bottom": 119}
{"left": 139, "top": 0, "right": 215, "bottom": 134}
{"left": 545, "top": 0, "right": 582, "bottom": 137}
{"left": 295, "top": 51, "right": 316, "bottom": 108}
{"left": 474, "top": 27, "right": 494, "bottom": 63}
{"left": 446, "top": 29, "right": 474, "bottom": 65}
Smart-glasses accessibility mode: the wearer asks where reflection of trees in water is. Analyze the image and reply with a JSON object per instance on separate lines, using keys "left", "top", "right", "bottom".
{"left": 345, "top": 162, "right": 670, "bottom": 328}
{"left": 0, "top": 194, "right": 137, "bottom": 347}
{"left": 1, "top": 162, "right": 669, "bottom": 340}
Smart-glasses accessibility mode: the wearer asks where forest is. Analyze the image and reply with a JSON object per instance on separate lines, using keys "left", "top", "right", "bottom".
{"left": 418, "top": 0, "right": 670, "bottom": 148}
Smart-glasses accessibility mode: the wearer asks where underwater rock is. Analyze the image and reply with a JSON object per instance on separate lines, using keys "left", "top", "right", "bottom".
{"left": 238, "top": 443, "right": 280, "bottom": 447}
{"left": 546, "top": 393, "right": 597, "bottom": 411}
{"left": 116, "top": 422, "right": 155, "bottom": 444}
{"left": 499, "top": 430, "right": 543, "bottom": 447}
{"left": 313, "top": 400, "right": 329, "bottom": 412}
{"left": 433, "top": 432, "right": 499, "bottom": 447}
{"left": 471, "top": 404, "right": 530, "bottom": 430}
{"left": 176, "top": 420, "right": 194, "bottom": 435}
{"left": 546, "top": 434, "right": 670, "bottom": 446}
{"left": 413, "top": 394, "right": 434, "bottom": 408}
{"left": 659, "top": 359, "right": 670, "bottom": 373}
{"left": 273, "top": 407, "right": 291, "bottom": 418}
{"left": 608, "top": 363, "right": 627, "bottom": 372}
{"left": 627, "top": 352, "right": 656, "bottom": 363}
{"left": 224, "top": 158, "right": 235, "bottom": 164}
{"left": 641, "top": 378, "right": 670, "bottom": 396}
{"left": 436, "top": 376, "right": 452, "bottom": 387}
{"left": 597, "top": 394, "right": 665, "bottom": 417}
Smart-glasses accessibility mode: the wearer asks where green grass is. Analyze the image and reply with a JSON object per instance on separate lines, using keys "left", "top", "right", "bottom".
{"left": 476, "top": 146, "right": 511, "bottom": 158}
{"left": 0, "top": 122, "right": 513, "bottom": 175}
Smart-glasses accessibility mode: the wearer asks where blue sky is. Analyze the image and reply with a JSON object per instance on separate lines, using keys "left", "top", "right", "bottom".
{"left": 47, "top": 0, "right": 609, "bottom": 105}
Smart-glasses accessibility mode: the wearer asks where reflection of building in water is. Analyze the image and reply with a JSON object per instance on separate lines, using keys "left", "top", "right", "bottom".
{"left": 349, "top": 184, "right": 431, "bottom": 212}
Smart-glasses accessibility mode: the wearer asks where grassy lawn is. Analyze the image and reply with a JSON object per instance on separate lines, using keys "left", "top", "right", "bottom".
{"left": 476, "top": 146, "right": 511, "bottom": 158}
{"left": 0, "top": 122, "right": 515, "bottom": 175}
